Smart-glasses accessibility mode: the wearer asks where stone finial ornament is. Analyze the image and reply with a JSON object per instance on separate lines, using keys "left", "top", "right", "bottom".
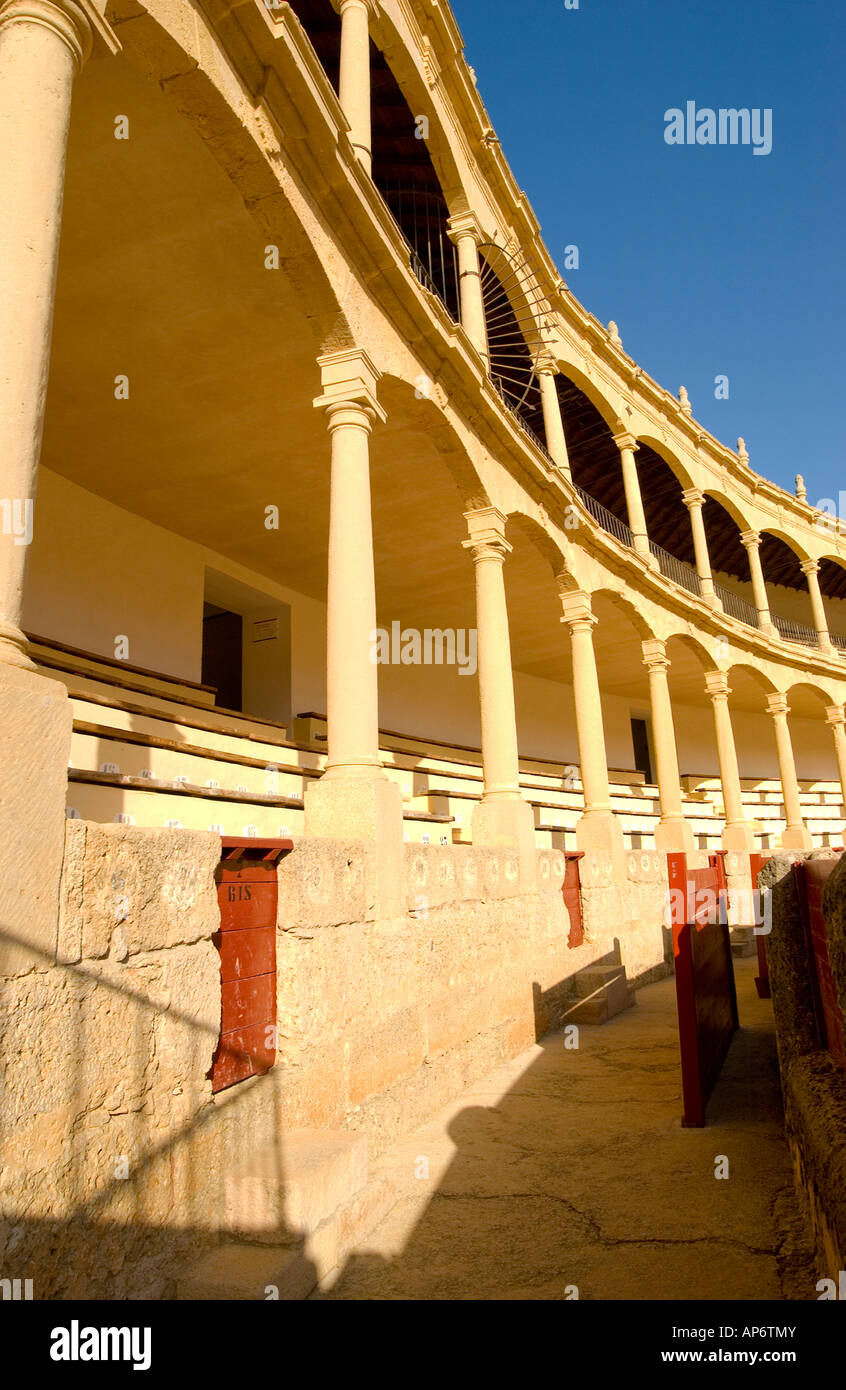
{"left": 608, "top": 320, "right": 622, "bottom": 347}
{"left": 679, "top": 386, "right": 692, "bottom": 415}
{"left": 795, "top": 473, "right": 808, "bottom": 502}
{"left": 737, "top": 437, "right": 749, "bottom": 464}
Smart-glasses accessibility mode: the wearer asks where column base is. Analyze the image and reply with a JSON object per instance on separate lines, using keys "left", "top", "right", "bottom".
{"left": 721, "top": 821, "right": 759, "bottom": 854}
{"left": 575, "top": 807, "right": 626, "bottom": 857}
{"left": 780, "top": 824, "right": 813, "bottom": 851}
{"left": 471, "top": 794, "right": 537, "bottom": 890}
{"left": 654, "top": 816, "right": 696, "bottom": 854}
{"left": 0, "top": 665, "right": 72, "bottom": 976}
{"left": 304, "top": 772, "right": 405, "bottom": 917}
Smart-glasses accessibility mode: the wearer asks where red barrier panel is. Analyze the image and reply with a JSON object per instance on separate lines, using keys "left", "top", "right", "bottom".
{"left": 793, "top": 858, "right": 845, "bottom": 1069}
{"left": 562, "top": 851, "right": 585, "bottom": 948}
{"left": 667, "top": 852, "right": 738, "bottom": 1127}
{"left": 209, "top": 837, "right": 292, "bottom": 1093}
{"left": 750, "top": 852, "right": 772, "bottom": 998}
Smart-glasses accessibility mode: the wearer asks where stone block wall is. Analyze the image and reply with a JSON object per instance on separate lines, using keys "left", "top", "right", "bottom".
{"left": 0, "top": 822, "right": 670, "bottom": 1296}
{"left": 761, "top": 850, "right": 846, "bottom": 1282}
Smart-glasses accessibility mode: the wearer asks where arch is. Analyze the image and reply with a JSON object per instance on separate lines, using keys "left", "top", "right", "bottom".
{"left": 701, "top": 486, "right": 754, "bottom": 535}
{"left": 664, "top": 631, "right": 718, "bottom": 675}
{"left": 530, "top": 368, "right": 624, "bottom": 525}
{"left": 724, "top": 661, "right": 779, "bottom": 700}
{"left": 757, "top": 529, "right": 812, "bottom": 613}
{"left": 701, "top": 492, "right": 753, "bottom": 585}
{"left": 589, "top": 586, "right": 657, "bottom": 642}
{"left": 111, "top": 5, "right": 355, "bottom": 356}
{"left": 370, "top": 11, "right": 468, "bottom": 209}
{"left": 636, "top": 435, "right": 696, "bottom": 492}
{"left": 507, "top": 509, "right": 578, "bottom": 586}
{"left": 378, "top": 373, "right": 491, "bottom": 510}
{"left": 818, "top": 555, "right": 846, "bottom": 602}
{"left": 552, "top": 354, "right": 621, "bottom": 435}
{"left": 784, "top": 679, "right": 841, "bottom": 715}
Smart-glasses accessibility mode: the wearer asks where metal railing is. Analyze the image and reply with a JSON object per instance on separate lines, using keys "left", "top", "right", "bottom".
{"left": 649, "top": 541, "right": 702, "bottom": 598}
{"left": 574, "top": 486, "right": 634, "bottom": 548}
{"left": 771, "top": 612, "right": 820, "bottom": 648}
{"left": 830, "top": 631, "right": 846, "bottom": 657}
{"left": 712, "top": 581, "right": 760, "bottom": 630}
{"left": 490, "top": 377, "right": 555, "bottom": 464}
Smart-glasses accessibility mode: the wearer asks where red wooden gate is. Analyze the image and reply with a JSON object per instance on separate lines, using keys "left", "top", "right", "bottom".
{"left": 667, "top": 851, "right": 738, "bottom": 1127}
{"left": 793, "top": 857, "right": 846, "bottom": 1068}
{"left": 209, "top": 837, "right": 292, "bottom": 1093}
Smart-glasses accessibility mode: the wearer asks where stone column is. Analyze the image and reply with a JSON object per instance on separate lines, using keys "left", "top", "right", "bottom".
{"left": 559, "top": 588, "right": 624, "bottom": 856}
{"left": 800, "top": 559, "right": 834, "bottom": 654}
{"left": 740, "top": 530, "right": 776, "bottom": 636}
{"left": 463, "top": 507, "right": 535, "bottom": 874}
{"left": 534, "top": 352, "right": 571, "bottom": 477}
{"left": 0, "top": 0, "right": 115, "bottom": 972}
{"left": 446, "top": 211, "right": 489, "bottom": 367}
{"left": 705, "top": 671, "right": 756, "bottom": 852}
{"left": 681, "top": 488, "right": 717, "bottom": 605}
{"left": 825, "top": 706, "right": 846, "bottom": 817}
{"left": 612, "top": 431, "right": 653, "bottom": 565}
{"left": 337, "top": 0, "right": 375, "bottom": 175}
{"left": 642, "top": 640, "right": 694, "bottom": 852}
{"left": 304, "top": 349, "right": 404, "bottom": 914}
{"left": 766, "top": 692, "right": 812, "bottom": 850}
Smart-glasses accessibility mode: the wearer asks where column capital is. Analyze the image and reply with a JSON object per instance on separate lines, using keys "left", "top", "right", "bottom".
{"left": 766, "top": 691, "right": 790, "bottom": 718}
{"left": 705, "top": 670, "right": 731, "bottom": 701}
{"left": 334, "top": 0, "right": 380, "bottom": 18}
{"left": 681, "top": 487, "right": 705, "bottom": 510}
{"left": 313, "top": 348, "right": 386, "bottom": 423}
{"left": 739, "top": 529, "right": 761, "bottom": 550}
{"left": 800, "top": 558, "right": 821, "bottom": 576}
{"left": 642, "top": 638, "right": 670, "bottom": 672}
{"left": 532, "top": 348, "right": 558, "bottom": 377}
{"left": 0, "top": 0, "right": 118, "bottom": 65}
{"left": 826, "top": 704, "right": 846, "bottom": 727}
{"left": 446, "top": 210, "right": 488, "bottom": 246}
{"left": 612, "top": 430, "right": 639, "bottom": 454}
{"left": 462, "top": 506, "right": 511, "bottom": 562}
{"left": 558, "top": 588, "right": 596, "bottom": 630}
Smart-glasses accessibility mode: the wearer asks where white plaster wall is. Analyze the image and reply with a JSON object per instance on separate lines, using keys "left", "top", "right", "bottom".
{"left": 24, "top": 468, "right": 204, "bottom": 680}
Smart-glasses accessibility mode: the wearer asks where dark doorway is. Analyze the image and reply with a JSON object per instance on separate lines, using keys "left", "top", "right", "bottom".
{"left": 631, "top": 716, "right": 654, "bottom": 783}
{"left": 202, "top": 604, "right": 243, "bottom": 711}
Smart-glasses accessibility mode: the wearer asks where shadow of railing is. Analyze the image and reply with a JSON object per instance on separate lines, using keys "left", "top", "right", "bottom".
{"left": 0, "top": 922, "right": 313, "bottom": 1300}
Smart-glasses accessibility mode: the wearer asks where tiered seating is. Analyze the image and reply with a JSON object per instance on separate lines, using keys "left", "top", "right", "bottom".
{"left": 681, "top": 775, "right": 846, "bottom": 849}
{"left": 31, "top": 635, "right": 832, "bottom": 852}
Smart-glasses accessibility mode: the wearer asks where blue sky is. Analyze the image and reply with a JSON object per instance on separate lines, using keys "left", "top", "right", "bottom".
{"left": 451, "top": 0, "right": 845, "bottom": 506}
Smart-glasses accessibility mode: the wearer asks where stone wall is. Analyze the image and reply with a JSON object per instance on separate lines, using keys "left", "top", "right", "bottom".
{"left": 761, "top": 850, "right": 846, "bottom": 1282}
{"left": 0, "top": 822, "right": 669, "bottom": 1297}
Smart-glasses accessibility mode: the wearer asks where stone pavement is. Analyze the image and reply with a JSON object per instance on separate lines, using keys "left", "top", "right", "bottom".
{"left": 315, "top": 958, "right": 816, "bottom": 1300}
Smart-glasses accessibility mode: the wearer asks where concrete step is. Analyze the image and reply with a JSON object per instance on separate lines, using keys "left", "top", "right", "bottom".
{"left": 566, "top": 985, "right": 636, "bottom": 1025}
{"left": 566, "top": 963, "right": 636, "bottom": 1024}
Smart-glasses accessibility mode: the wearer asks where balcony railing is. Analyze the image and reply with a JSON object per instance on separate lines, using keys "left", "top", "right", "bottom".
{"left": 772, "top": 612, "right": 820, "bottom": 648}
{"left": 574, "top": 486, "right": 634, "bottom": 549}
{"left": 649, "top": 542, "right": 702, "bottom": 598}
{"left": 490, "top": 377, "right": 555, "bottom": 464}
{"left": 712, "top": 581, "right": 760, "bottom": 630}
